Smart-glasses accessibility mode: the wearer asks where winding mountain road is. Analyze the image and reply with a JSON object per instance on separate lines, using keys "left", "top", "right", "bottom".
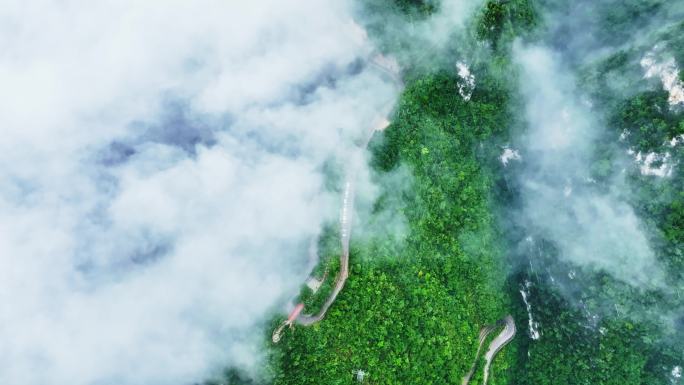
{"left": 270, "top": 47, "right": 515, "bottom": 384}
{"left": 271, "top": 54, "right": 399, "bottom": 343}
{"left": 462, "top": 315, "right": 516, "bottom": 385}
{"left": 296, "top": 179, "right": 354, "bottom": 326}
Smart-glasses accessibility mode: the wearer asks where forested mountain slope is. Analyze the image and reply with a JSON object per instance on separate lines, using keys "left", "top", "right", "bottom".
{"left": 217, "top": 1, "right": 683, "bottom": 384}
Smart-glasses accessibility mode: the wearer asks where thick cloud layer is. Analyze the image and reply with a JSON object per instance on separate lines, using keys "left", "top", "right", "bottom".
{"left": 0, "top": 1, "right": 399, "bottom": 384}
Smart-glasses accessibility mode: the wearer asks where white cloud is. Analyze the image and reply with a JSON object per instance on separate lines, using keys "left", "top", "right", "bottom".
{"left": 500, "top": 147, "right": 521, "bottom": 166}
{"left": 456, "top": 61, "right": 476, "bottom": 101}
{"left": 0, "top": 1, "right": 399, "bottom": 384}
{"left": 513, "top": 44, "right": 665, "bottom": 288}
{"left": 641, "top": 47, "right": 684, "bottom": 106}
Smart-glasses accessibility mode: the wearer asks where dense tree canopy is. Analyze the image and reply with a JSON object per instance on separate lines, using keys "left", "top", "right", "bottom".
{"left": 215, "top": 1, "right": 684, "bottom": 384}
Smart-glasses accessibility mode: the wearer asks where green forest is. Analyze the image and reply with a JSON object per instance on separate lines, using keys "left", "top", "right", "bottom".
{"left": 216, "top": 0, "right": 684, "bottom": 384}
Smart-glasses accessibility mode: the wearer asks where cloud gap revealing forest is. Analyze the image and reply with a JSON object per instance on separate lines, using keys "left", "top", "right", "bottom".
{"left": 0, "top": 1, "right": 682, "bottom": 385}
{"left": 247, "top": 1, "right": 684, "bottom": 384}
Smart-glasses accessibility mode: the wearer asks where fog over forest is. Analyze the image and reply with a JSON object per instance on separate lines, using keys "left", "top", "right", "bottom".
{"left": 1, "top": 1, "right": 682, "bottom": 384}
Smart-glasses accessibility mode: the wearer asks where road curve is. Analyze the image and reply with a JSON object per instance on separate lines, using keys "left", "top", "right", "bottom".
{"left": 272, "top": 54, "right": 401, "bottom": 343}
{"left": 461, "top": 324, "right": 497, "bottom": 385}
{"left": 296, "top": 179, "right": 353, "bottom": 326}
{"left": 294, "top": 120, "right": 378, "bottom": 327}
{"left": 272, "top": 133, "right": 368, "bottom": 341}
{"left": 462, "top": 315, "right": 516, "bottom": 385}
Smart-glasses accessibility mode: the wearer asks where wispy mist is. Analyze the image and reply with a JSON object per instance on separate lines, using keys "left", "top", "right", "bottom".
{"left": 511, "top": 43, "right": 666, "bottom": 289}
{"left": 360, "top": 0, "right": 486, "bottom": 73}
{"left": 0, "top": 1, "right": 399, "bottom": 384}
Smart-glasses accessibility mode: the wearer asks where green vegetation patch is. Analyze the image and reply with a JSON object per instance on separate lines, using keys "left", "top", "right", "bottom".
{"left": 269, "top": 63, "right": 517, "bottom": 384}
{"left": 475, "top": 0, "right": 539, "bottom": 49}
